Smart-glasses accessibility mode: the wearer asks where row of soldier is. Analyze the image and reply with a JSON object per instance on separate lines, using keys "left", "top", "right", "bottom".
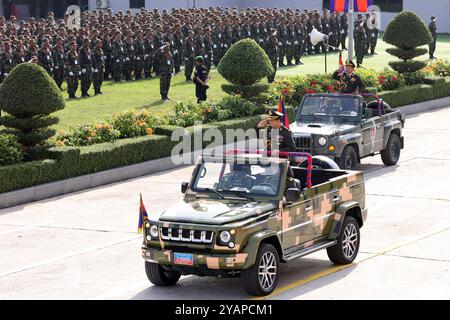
{"left": 0, "top": 7, "right": 380, "bottom": 97}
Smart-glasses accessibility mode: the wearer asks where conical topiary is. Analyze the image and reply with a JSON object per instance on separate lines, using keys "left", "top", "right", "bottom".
{"left": 0, "top": 63, "right": 65, "bottom": 158}
{"left": 383, "top": 11, "right": 432, "bottom": 73}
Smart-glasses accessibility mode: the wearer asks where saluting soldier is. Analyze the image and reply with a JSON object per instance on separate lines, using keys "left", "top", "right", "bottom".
{"left": 80, "top": 39, "right": 93, "bottom": 97}
{"left": 160, "top": 43, "right": 174, "bottom": 101}
{"left": 66, "top": 41, "right": 81, "bottom": 99}
{"left": 332, "top": 60, "right": 366, "bottom": 94}
{"left": 52, "top": 37, "right": 66, "bottom": 90}
{"left": 257, "top": 110, "right": 295, "bottom": 153}
{"left": 92, "top": 39, "right": 105, "bottom": 96}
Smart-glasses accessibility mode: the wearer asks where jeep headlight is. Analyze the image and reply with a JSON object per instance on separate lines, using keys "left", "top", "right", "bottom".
{"left": 219, "top": 231, "right": 231, "bottom": 244}
{"left": 149, "top": 225, "right": 159, "bottom": 238}
{"left": 318, "top": 136, "right": 327, "bottom": 146}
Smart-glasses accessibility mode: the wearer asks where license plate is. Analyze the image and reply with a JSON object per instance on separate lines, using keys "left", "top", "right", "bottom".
{"left": 174, "top": 253, "right": 193, "bottom": 266}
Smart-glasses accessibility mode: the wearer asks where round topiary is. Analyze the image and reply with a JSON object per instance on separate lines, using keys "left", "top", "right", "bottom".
{"left": 218, "top": 38, "right": 274, "bottom": 86}
{"left": 383, "top": 11, "right": 432, "bottom": 50}
{"left": 386, "top": 48, "right": 429, "bottom": 61}
{"left": 388, "top": 61, "right": 427, "bottom": 74}
{"left": 221, "top": 83, "right": 270, "bottom": 99}
{"left": 0, "top": 63, "right": 65, "bottom": 157}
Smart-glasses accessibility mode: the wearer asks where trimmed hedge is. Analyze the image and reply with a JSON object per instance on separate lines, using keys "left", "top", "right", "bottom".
{"left": 0, "top": 116, "right": 262, "bottom": 193}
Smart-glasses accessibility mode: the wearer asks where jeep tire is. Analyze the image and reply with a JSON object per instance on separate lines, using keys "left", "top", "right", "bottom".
{"left": 381, "top": 133, "right": 401, "bottom": 166}
{"left": 327, "top": 216, "right": 360, "bottom": 264}
{"left": 337, "top": 146, "right": 358, "bottom": 170}
{"left": 241, "top": 243, "right": 280, "bottom": 296}
{"left": 145, "top": 261, "right": 181, "bottom": 286}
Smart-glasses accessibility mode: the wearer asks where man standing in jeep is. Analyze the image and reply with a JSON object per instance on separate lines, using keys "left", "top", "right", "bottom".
{"left": 332, "top": 60, "right": 366, "bottom": 94}
{"left": 258, "top": 110, "right": 295, "bottom": 153}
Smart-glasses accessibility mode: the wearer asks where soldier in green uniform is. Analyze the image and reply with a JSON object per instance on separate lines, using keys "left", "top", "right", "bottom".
{"left": 332, "top": 60, "right": 366, "bottom": 94}
{"left": 38, "top": 40, "right": 54, "bottom": 76}
{"left": 286, "top": 20, "right": 296, "bottom": 66}
{"left": 160, "top": 43, "right": 174, "bottom": 101}
{"left": 211, "top": 21, "right": 223, "bottom": 66}
{"left": 0, "top": 42, "right": 14, "bottom": 82}
{"left": 277, "top": 17, "right": 287, "bottom": 67}
{"left": 102, "top": 32, "right": 113, "bottom": 80}
{"left": 184, "top": 30, "right": 195, "bottom": 82}
{"left": 203, "top": 28, "right": 213, "bottom": 73}
{"left": 173, "top": 24, "right": 184, "bottom": 73}
{"left": 354, "top": 24, "right": 366, "bottom": 68}
{"left": 80, "top": 39, "right": 93, "bottom": 98}
{"left": 144, "top": 32, "right": 154, "bottom": 78}
{"left": 66, "top": 41, "right": 81, "bottom": 99}
{"left": 368, "top": 11, "right": 379, "bottom": 55}
{"left": 52, "top": 38, "right": 65, "bottom": 90}
{"left": 123, "top": 30, "right": 135, "bottom": 81}
{"left": 428, "top": 16, "right": 437, "bottom": 59}
{"left": 134, "top": 30, "right": 145, "bottom": 80}
{"left": 266, "top": 30, "right": 278, "bottom": 83}
{"left": 92, "top": 39, "right": 105, "bottom": 96}
{"left": 193, "top": 56, "right": 209, "bottom": 103}
{"left": 112, "top": 31, "right": 124, "bottom": 82}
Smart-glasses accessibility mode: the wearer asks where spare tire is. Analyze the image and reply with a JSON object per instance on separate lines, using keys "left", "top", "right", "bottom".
{"left": 298, "top": 156, "right": 340, "bottom": 170}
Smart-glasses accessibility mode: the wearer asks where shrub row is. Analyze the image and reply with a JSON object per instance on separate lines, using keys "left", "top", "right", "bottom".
{"left": 0, "top": 116, "right": 262, "bottom": 193}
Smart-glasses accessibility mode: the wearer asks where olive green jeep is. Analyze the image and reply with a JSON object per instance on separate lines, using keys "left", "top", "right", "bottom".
{"left": 290, "top": 93, "right": 405, "bottom": 170}
{"left": 141, "top": 152, "right": 367, "bottom": 296}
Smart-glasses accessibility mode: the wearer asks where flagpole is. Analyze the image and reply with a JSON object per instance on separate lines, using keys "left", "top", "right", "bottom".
{"left": 348, "top": 0, "right": 355, "bottom": 61}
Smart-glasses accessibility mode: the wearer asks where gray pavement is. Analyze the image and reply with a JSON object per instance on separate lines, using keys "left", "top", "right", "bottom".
{"left": 0, "top": 107, "right": 449, "bottom": 300}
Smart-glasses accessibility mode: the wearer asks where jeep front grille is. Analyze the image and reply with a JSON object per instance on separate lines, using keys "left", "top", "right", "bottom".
{"left": 160, "top": 227, "right": 214, "bottom": 244}
{"left": 295, "top": 136, "right": 312, "bottom": 150}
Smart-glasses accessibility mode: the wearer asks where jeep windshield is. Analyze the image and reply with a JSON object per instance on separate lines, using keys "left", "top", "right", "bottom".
{"left": 192, "top": 159, "right": 284, "bottom": 198}
{"left": 297, "top": 96, "right": 362, "bottom": 124}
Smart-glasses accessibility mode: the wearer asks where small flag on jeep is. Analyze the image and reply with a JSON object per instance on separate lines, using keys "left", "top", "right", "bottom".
{"left": 138, "top": 193, "right": 148, "bottom": 234}
{"left": 277, "top": 95, "right": 290, "bottom": 128}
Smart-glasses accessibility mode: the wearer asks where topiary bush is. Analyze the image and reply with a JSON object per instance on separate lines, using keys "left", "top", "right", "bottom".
{"left": 218, "top": 38, "right": 273, "bottom": 100}
{"left": 0, "top": 134, "right": 24, "bottom": 166}
{"left": 221, "top": 83, "right": 270, "bottom": 100}
{"left": 383, "top": 11, "right": 432, "bottom": 74}
{"left": 0, "top": 63, "right": 65, "bottom": 159}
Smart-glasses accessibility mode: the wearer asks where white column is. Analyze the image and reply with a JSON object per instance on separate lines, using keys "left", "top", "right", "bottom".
{"left": 348, "top": 0, "right": 354, "bottom": 60}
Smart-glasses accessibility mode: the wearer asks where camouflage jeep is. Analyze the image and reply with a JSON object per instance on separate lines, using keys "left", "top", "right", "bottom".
{"left": 290, "top": 93, "right": 406, "bottom": 170}
{"left": 141, "top": 152, "right": 368, "bottom": 296}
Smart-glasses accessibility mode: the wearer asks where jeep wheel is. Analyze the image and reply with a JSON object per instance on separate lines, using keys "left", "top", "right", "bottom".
{"left": 337, "top": 146, "right": 358, "bottom": 170}
{"left": 327, "top": 216, "right": 360, "bottom": 264}
{"left": 381, "top": 133, "right": 401, "bottom": 166}
{"left": 145, "top": 261, "right": 181, "bottom": 286}
{"left": 241, "top": 243, "right": 280, "bottom": 296}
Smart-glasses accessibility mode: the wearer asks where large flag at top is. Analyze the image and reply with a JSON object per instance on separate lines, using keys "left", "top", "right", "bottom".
{"left": 137, "top": 193, "right": 149, "bottom": 234}
{"left": 277, "top": 95, "right": 290, "bottom": 128}
{"left": 331, "top": 0, "right": 373, "bottom": 12}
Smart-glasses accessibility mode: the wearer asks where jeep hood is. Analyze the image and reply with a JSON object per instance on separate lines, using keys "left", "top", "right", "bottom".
{"left": 290, "top": 122, "right": 356, "bottom": 136}
{"left": 159, "top": 200, "right": 277, "bottom": 225}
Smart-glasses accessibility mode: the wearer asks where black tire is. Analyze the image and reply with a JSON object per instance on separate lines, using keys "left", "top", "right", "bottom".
{"left": 145, "top": 261, "right": 181, "bottom": 286}
{"left": 241, "top": 243, "right": 280, "bottom": 296}
{"left": 327, "top": 216, "right": 360, "bottom": 264}
{"left": 298, "top": 156, "right": 340, "bottom": 170}
{"left": 381, "top": 133, "right": 401, "bottom": 166}
{"left": 337, "top": 146, "right": 358, "bottom": 170}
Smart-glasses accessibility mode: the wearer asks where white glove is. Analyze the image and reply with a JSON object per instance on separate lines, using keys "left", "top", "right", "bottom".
{"left": 94, "top": 69, "right": 99, "bottom": 73}
{"left": 69, "top": 71, "right": 74, "bottom": 76}
{"left": 126, "top": 57, "right": 130, "bottom": 61}
{"left": 78, "top": 71, "right": 82, "bottom": 76}
{"left": 82, "top": 69, "right": 86, "bottom": 74}
{"left": 55, "top": 66, "right": 59, "bottom": 69}
{"left": 116, "top": 59, "right": 120, "bottom": 63}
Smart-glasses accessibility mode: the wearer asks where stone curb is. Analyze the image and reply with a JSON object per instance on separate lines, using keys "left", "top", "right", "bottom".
{"left": 1, "top": 97, "right": 449, "bottom": 209}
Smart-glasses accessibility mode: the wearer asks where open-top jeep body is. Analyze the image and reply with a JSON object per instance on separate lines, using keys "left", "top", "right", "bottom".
{"left": 142, "top": 151, "right": 367, "bottom": 296}
{"left": 290, "top": 93, "right": 406, "bottom": 169}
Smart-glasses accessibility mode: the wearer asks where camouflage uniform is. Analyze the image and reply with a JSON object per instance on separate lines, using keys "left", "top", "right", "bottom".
{"left": 211, "top": 27, "right": 223, "bottom": 66}
{"left": 123, "top": 37, "right": 135, "bottom": 81}
{"left": 66, "top": 49, "right": 81, "bottom": 98}
{"left": 160, "top": 49, "right": 174, "bottom": 100}
{"left": 203, "top": 34, "right": 213, "bottom": 73}
{"left": 52, "top": 46, "right": 65, "bottom": 90}
{"left": 173, "top": 31, "right": 184, "bottom": 73}
{"left": 277, "top": 22, "right": 287, "bottom": 67}
{"left": 0, "top": 49, "right": 14, "bottom": 82}
{"left": 184, "top": 37, "right": 195, "bottom": 81}
{"left": 102, "top": 37, "right": 113, "bottom": 80}
{"left": 112, "top": 39, "right": 124, "bottom": 82}
{"left": 144, "top": 36, "right": 154, "bottom": 78}
{"left": 266, "top": 34, "right": 278, "bottom": 83}
{"left": 286, "top": 24, "right": 296, "bottom": 66}
{"left": 80, "top": 46, "right": 93, "bottom": 97}
{"left": 134, "top": 36, "right": 145, "bottom": 80}
{"left": 92, "top": 47, "right": 105, "bottom": 95}
{"left": 294, "top": 21, "right": 304, "bottom": 64}
{"left": 38, "top": 48, "right": 54, "bottom": 76}
{"left": 354, "top": 26, "right": 367, "bottom": 67}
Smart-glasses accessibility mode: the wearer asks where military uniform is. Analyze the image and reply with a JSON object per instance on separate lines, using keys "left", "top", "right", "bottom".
{"left": 0, "top": 49, "right": 14, "bottom": 82}
{"left": 92, "top": 46, "right": 105, "bottom": 95}
{"left": 259, "top": 110, "right": 296, "bottom": 153}
{"left": 80, "top": 45, "right": 93, "bottom": 97}
{"left": 160, "top": 46, "right": 174, "bottom": 100}
{"left": 52, "top": 45, "right": 65, "bottom": 89}
{"left": 354, "top": 26, "right": 366, "bottom": 67}
{"left": 194, "top": 56, "right": 209, "bottom": 103}
{"left": 134, "top": 36, "right": 145, "bottom": 80}
{"left": 211, "top": 27, "right": 223, "bottom": 66}
{"left": 332, "top": 61, "right": 366, "bottom": 94}
{"left": 144, "top": 36, "right": 154, "bottom": 78}
{"left": 66, "top": 48, "right": 81, "bottom": 99}
{"left": 38, "top": 48, "right": 54, "bottom": 76}
{"left": 102, "top": 37, "right": 113, "bottom": 80}
{"left": 429, "top": 17, "right": 437, "bottom": 59}
{"left": 112, "top": 39, "right": 125, "bottom": 82}
{"left": 266, "top": 33, "right": 278, "bottom": 83}
{"left": 184, "top": 37, "right": 195, "bottom": 81}
{"left": 173, "top": 31, "right": 184, "bottom": 73}
{"left": 123, "top": 37, "right": 135, "bottom": 81}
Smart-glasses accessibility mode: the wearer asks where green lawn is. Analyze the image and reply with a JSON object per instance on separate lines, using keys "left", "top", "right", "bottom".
{"left": 54, "top": 34, "right": 450, "bottom": 135}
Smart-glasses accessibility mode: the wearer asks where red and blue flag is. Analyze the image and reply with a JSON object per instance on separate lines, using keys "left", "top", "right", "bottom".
{"left": 277, "top": 95, "right": 290, "bottom": 128}
{"left": 331, "top": 0, "right": 373, "bottom": 12}
{"left": 138, "top": 193, "right": 148, "bottom": 234}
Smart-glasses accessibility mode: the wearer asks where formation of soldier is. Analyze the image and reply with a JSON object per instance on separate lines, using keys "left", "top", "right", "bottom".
{"left": 0, "top": 6, "right": 381, "bottom": 97}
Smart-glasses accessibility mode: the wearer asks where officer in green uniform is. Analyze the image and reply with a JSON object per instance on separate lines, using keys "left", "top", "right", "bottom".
{"left": 92, "top": 39, "right": 105, "bottom": 96}
{"left": 66, "top": 41, "right": 81, "bottom": 99}
{"left": 38, "top": 40, "right": 54, "bottom": 76}
{"left": 123, "top": 31, "right": 135, "bottom": 81}
{"left": 144, "top": 32, "right": 154, "bottom": 78}
{"left": 193, "top": 56, "right": 209, "bottom": 103}
{"left": 257, "top": 110, "right": 295, "bottom": 153}
{"left": 354, "top": 24, "right": 367, "bottom": 67}
{"left": 266, "top": 30, "right": 278, "bottom": 83}
{"left": 52, "top": 37, "right": 65, "bottom": 90}
{"left": 332, "top": 60, "right": 366, "bottom": 94}
{"left": 134, "top": 30, "right": 145, "bottom": 80}
{"left": 112, "top": 31, "right": 125, "bottom": 82}
{"left": 184, "top": 30, "right": 195, "bottom": 82}
{"left": 0, "top": 42, "right": 14, "bottom": 82}
{"left": 160, "top": 43, "right": 174, "bottom": 101}
{"left": 80, "top": 39, "right": 93, "bottom": 98}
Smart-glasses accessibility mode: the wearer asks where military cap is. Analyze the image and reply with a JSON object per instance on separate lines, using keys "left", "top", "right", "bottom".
{"left": 195, "top": 55, "right": 204, "bottom": 62}
{"left": 345, "top": 60, "right": 356, "bottom": 68}
{"left": 267, "top": 110, "right": 283, "bottom": 120}
{"left": 431, "top": 16, "right": 437, "bottom": 21}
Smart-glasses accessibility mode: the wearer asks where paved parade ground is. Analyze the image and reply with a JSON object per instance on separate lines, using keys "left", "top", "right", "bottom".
{"left": 0, "top": 107, "right": 449, "bottom": 300}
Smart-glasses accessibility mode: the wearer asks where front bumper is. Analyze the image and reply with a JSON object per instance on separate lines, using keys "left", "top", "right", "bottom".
{"left": 142, "top": 247, "right": 249, "bottom": 270}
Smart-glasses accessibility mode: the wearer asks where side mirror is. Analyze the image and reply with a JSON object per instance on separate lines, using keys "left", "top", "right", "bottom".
{"left": 181, "top": 182, "right": 189, "bottom": 194}
{"left": 286, "top": 188, "right": 300, "bottom": 203}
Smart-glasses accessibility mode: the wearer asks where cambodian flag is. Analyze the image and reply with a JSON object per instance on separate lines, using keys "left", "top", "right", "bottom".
{"left": 277, "top": 95, "right": 290, "bottom": 127}
{"left": 138, "top": 193, "right": 149, "bottom": 234}
{"left": 354, "top": 0, "right": 373, "bottom": 12}
{"left": 331, "top": 0, "right": 349, "bottom": 12}
{"left": 339, "top": 52, "right": 345, "bottom": 73}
